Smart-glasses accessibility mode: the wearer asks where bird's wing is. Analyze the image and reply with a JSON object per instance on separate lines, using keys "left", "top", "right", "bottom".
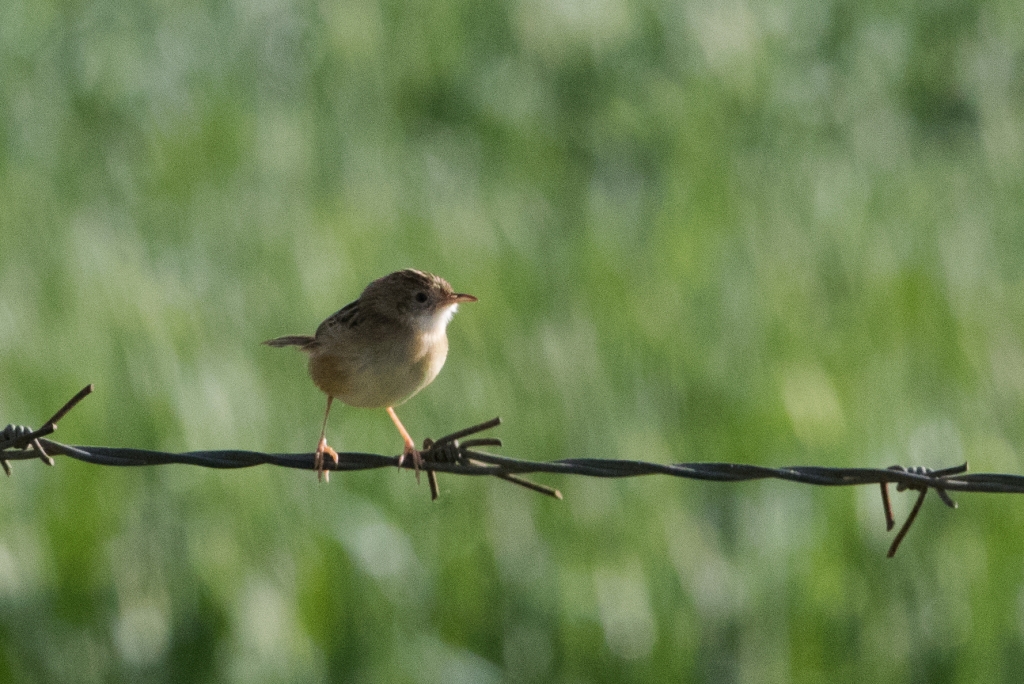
{"left": 315, "top": 299, "right": 363, "bottom": 338}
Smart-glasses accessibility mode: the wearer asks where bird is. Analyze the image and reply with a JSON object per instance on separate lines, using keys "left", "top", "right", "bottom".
{"left": 264, "top": 269, "right": 476, "bottom": 484}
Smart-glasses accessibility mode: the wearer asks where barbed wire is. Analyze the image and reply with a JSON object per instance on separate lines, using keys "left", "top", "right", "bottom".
{"left": 5, "top": 385, "right": 1024, "bottom": 557}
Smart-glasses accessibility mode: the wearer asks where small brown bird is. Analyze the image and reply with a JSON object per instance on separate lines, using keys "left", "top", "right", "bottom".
{"left": 265, "top": 269, "right": 476, "bottom": 482}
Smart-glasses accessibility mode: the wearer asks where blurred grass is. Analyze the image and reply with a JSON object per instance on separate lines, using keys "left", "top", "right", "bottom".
{"left": 3, "top": 0, "right": 1024, "bottom": 681}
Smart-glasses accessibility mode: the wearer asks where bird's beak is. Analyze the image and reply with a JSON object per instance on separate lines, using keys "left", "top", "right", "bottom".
{"left": 451, "top": 293, "right": 478, "bottom": 304}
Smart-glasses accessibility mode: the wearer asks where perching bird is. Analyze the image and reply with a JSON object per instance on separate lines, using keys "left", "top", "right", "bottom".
{"left": 264, "top": 269, "right": 476, "bottom": 483}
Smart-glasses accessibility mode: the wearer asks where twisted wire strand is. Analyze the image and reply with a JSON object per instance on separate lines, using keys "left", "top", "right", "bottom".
{"left": 5, "top": 385, "right": 1024, "bottom": 556}
{"left": 10, "top": 437, "right": 1020, "bottom": 494}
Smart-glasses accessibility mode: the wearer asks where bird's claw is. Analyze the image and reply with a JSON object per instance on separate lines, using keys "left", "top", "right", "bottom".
{"left": 397, "top": 445, "right": 424, "bottom": 483}
{"left": 315, "top": 437, "right": 339, "bottom": 483}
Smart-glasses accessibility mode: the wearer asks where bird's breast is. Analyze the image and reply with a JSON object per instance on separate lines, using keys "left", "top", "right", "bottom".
{"left": 307, "top": 330, "right": 449, "bottom": 408}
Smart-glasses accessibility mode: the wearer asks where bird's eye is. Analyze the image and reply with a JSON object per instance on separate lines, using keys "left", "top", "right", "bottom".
{"left": 415, "top": 292, "right": 428, "bottom": 303}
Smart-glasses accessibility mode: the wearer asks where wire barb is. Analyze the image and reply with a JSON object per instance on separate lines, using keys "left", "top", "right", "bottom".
{"left": 0, "top": 384, "right": 94, "bottom": 473}
{"left": 880, "top": 465, "right": 964, "bottom": 558}
{"left": 6, "top": 385, "right": 1024, "bottom": 556}
{"left": 419, "top": 422, "right": 560, "bottom": 501}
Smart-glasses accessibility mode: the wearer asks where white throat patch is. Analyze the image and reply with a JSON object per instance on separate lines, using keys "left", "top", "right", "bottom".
{"left": 417, "top": 303, "right": 458, "bottom": 339}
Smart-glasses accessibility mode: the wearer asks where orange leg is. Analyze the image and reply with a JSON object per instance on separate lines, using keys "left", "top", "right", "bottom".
{"left": 387, "top": 406, "right": 423, "bottom": 482}
{"left": 315, "top": 396, "right": 339, "bottom": 482}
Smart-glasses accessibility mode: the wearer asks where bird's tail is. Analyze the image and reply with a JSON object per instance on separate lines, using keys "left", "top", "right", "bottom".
{"left": 263, "top": 335, "right": 317, "bottom": 348}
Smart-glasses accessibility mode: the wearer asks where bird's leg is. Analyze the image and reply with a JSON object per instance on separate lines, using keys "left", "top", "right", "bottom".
{"left": 315, "top": 396, "right": 339, "bottom": 482}
{"left": 387, "top": 406, "right": 423, "bottom": 482}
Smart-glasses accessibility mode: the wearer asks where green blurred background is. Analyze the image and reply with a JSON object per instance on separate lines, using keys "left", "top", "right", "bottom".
{"left": 2, "top": 0, "right": 1024, "bottom": 681}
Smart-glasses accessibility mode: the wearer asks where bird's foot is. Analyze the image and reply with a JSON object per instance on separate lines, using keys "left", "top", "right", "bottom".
{"left": 397, "top": 444, "right": 424, "bottom": 483}
{"left": 315, "top": 437, "right": 339, "bottom": 483}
